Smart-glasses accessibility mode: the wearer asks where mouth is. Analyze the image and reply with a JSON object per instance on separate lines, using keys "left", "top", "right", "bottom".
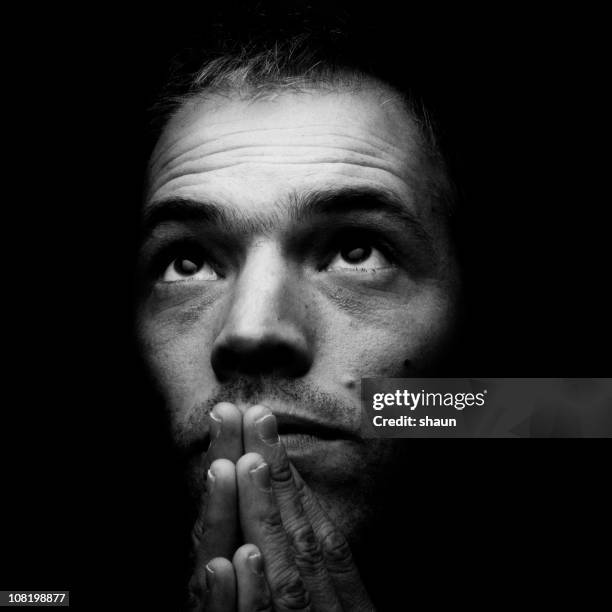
{"left": 276, "top": 414, "right": 355, "bottom": 439}
{"left": 274, "top": 414, "right": 360, "bottom": 452}
{"left": 184, "top": 409, "right": 360, "bottom": 458}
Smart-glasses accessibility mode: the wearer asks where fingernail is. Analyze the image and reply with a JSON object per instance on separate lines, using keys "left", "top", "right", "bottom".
{"left": 249, "top": 462, "right": 271, "bottom": 491}
{"left": 205, "top": 563, "right": 215, "bottom": 587}
{"left": 207, "top": 468, "right": 215, "bottom": 493}
{"left": 247, "top": 552, "right": 264, "bottom": 576}
{"left": 209, "top": 408, "right": 222, "bottom": 440}
{"left": 255, "top": 413, "right": 280, "bottom": 446}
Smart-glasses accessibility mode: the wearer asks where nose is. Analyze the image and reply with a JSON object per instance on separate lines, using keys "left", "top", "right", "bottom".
{"left": 211, "top": 242, "right": 314, "bottom": 382}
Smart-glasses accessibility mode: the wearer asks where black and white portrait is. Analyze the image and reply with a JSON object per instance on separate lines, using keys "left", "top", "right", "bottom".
{"left": 2, "top": 3, "right": 609, "bottom": 609}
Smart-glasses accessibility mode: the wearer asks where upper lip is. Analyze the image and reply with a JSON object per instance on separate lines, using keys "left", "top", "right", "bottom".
{"left": 273, "top": 413, "right": 359, "bottom": 441}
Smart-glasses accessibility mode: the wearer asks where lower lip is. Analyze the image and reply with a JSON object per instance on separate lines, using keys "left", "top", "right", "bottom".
{"left": 280, "top": 433, "right": 349, "bottom": 454}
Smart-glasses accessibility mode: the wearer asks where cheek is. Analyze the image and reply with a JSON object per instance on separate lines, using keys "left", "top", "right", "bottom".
{"left": 321, "top": 288, "right": 457, "bottom": 377}
{"left": 136, "top": 301, "right": 219, "bottom": 411}
{"left": 137, "top": 325, "right": 217, "bottom": 447}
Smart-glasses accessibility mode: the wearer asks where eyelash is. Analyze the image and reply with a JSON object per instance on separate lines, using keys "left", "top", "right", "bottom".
{"left": 317, "top": 230, "right": 398, "bottom": 270}
{"left": 144, "top": 229, "right": 399, "bottom": 281}
{"left": 147, "top": 239, "right": 222, "bottom": 279}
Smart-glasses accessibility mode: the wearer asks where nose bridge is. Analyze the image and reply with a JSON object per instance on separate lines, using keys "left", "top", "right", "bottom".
{"left": 229, "top": 239, "right": 296, "bottom": 334}
{"left": 211, "top": 238, "right": 313, "bottom": 381}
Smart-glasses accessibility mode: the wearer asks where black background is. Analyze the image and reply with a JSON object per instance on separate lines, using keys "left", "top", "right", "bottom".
{"left": 3, "top": 2, "right": 609, "bottom": 608}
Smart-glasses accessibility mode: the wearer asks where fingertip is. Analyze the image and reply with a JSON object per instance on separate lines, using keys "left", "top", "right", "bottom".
{"left": 206, "top": 556, "right": 233, "bottom": 574}
{"left": 211, "top": 401, "right": 242, "bottom": 422}
{"left": 207, "top": 402, "right": 243, "bottom": 463}
{"left": 233, "top": 544, "right": 271, "bottom": 612}
{"left": 204, "top": 557, "right": 236, "bottom": 611}
{"left": 205, "top": 557, "right": 234, "bottom": 593}
{"left": 243, "top": 404, "right": 272, "bottom": 425}
{"left": 209, "top": 457, "right": 236, "bottom": 479}
{"left": 232, "top": 543, "right": 261, "bottom": 567}
{"left": 236, "top": 452, "right": 265, "bottom": 474}
{"left": 243, "top": 407, "right": 282, "bottom": 454}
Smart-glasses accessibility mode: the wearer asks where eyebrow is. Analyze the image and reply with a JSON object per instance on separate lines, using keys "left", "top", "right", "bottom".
{"left": 142, "top": 197, "right": 230, "bottom": 234}
{"left": 290, "top": 186, "right": 434, "bottom": 246}
{"left": 141, "top": 186, "right": 435, "bottom": 251}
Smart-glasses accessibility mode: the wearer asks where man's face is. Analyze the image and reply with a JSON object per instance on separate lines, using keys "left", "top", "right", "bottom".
{"left": 137, "top": 85, "right": 460, "bottom": 540}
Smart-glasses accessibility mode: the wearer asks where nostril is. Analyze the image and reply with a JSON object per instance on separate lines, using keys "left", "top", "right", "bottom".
{"left": 211, "top": 337, "right": 311, "bottom": 382}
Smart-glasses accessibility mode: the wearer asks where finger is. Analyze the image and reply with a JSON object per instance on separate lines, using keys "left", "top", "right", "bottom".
{"left": 291, "top": 467, "right": 373, "bottom": 612}
{"left": 204, "top": 557, "right": 236, "bottom": 612}
{"left": 192, "top": 459, "right": 239, "bottom": 582}
{"left": 236, "top": 453, "right": 311, "bottom": 612}
{"left": 243, "top": 406, "right": 342, "bottom": 611}
{"left": 233, "top": 544, "right": 272, "bottom": 612}
{"left": 206, "top": 402, "right": 243, "bottom": 465}
{"left": 192, "top": 401, "right": 241, "bottom": 557}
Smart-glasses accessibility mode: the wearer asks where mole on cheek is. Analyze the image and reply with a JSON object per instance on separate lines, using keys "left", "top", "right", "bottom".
{"left": 402, "top": 359, "right": 418, "bottom": 375}
{"left": 341, "top": 375, "right": 358, "bottom": 390}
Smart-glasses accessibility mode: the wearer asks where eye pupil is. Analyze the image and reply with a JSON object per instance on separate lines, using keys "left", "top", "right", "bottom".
{"left": 341, "top": 245, "right": 371, "bottom": 264}
{"left": 175, "top": 258, "right": 199, "bottom": 275}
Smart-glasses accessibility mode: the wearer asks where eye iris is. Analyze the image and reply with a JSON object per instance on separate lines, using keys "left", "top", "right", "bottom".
{"left": 341, "top": 245, "right": 371, "bottom": 264}
{"left": 174, "top": 258, "right": 200, "bottom": 275}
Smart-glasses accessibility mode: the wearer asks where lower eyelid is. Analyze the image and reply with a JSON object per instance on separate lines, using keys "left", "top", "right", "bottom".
{"left": 330, "top": 266, "right": 395, "bottom": 273}
{"left": 156, "top": 277, "right": 219, "bottom": 286}
{"left": 324, "top": 264, "right": 398, "bottom": 277}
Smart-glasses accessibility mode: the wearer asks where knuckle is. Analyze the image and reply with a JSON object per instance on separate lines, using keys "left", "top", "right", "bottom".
{"left": 260, "top": 508, "right": 284, "bottom": 535}
{"left": 270, "top": 457, "right": 293, "bottom": 485}
{"left": 252, "top": 595, "right": 274, "bottom": 612}
{"left": 191, "top": 517, "right": 205, "bottom": 544}
{"left": 186, "top": 576, "right": 205, "bottom": 610}
{"left": 293, "top": 474, "right": 306, "bottom": 496}
{"left": 272, "top": 569, "right": 311, "bottom": 611}
{"left": 290, "top": 523, "right": 324, "bottom": 567}
{"left": 322, "top": 530, "right": 354, "bottom": 572}
{"left": 247, "top": 585, "right": 273, "bottom": 612}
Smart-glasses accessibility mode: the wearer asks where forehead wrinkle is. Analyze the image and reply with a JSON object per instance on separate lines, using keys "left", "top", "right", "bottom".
{"left": 153, "top": 135, "right": 407, "bottom": 182}
{"left": 150, "top": 121, "right": 412, "bottom": 182}
{"left": 149, "top": 79, "right": 418, "bottom": 169}
{"left": 157, "top": 139, "right": 403, "bottom": 177}
{"left": 146, "top": 89, "right": 432, "bottom": 215}
{"left": 148, "top": 158, "right": 415, "bottom": 203}
{"left": 149, "top": 144, "right": 404, "bottom": 200}
{"left": 150, "top": 122, "right": 341, "bottom": 171}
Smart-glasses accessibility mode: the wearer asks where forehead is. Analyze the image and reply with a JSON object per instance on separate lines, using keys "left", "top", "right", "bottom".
{"left": 146, "top": 85, "right": 426, "bottom": 213}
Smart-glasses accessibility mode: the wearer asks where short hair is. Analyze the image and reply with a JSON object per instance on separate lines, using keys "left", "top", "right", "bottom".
{"left": 146, "top": 28, "right": 457, "bottom": 217}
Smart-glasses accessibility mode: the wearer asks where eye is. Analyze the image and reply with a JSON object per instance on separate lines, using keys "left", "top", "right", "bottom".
{"left": 326, "top": 240, "right": 393, "bottom": 272}
{"left": 162, "top": 254, "right": 220, "bottom": 282}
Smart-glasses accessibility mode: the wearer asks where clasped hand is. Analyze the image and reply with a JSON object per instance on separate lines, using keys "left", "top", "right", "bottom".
{"left": 188, "top": 403, "right": 374, "bottom": 611}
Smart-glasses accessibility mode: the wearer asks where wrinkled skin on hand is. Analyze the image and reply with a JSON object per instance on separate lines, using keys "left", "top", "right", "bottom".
{"left": 188, "top": 403, "right": 376, "bottom": 611}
